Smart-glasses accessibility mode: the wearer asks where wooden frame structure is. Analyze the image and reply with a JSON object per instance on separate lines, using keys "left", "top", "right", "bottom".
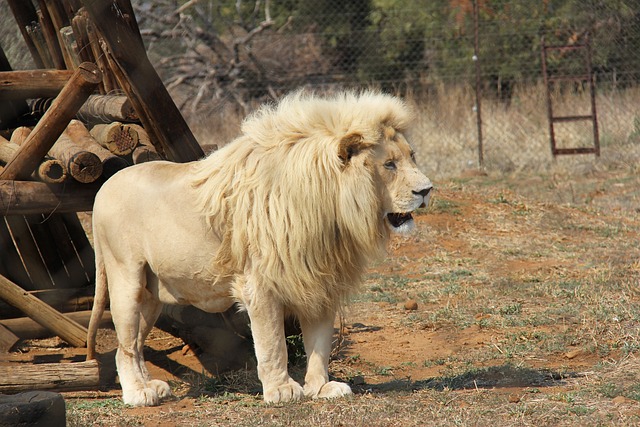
{"left": 0, "top": 0, "right": 204, "bottom": 390}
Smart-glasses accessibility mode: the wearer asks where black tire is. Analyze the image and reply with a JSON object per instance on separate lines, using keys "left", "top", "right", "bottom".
{"left": 0, "top": 391, "right": 65, "bottom": 427}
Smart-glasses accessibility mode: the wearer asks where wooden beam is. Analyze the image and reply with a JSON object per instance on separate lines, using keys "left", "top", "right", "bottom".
{"left": 0, "top": 180, "right": 99, "bottom": 215}
{"left": 0, "top": 274, "right": 87, "bottom": 347}
{"left": 1, "top": 310, "right": 112, "bottom": 340}
{"left": 0, "top": 62, "right": 101, "bottom": 181}
{"left": 0, "top": 360, "right": 99, "bottom": 393}
{"left": 0, "top": 69, "right": 73, "bottom": 100}
{"left": 0, "top": 323, "right": 19, "bottom": 353}
{"left": 81, "top": 0, "right": 204, "bottom": 163}
{"left": 35, "top": 0, "right": 66, "bottom": 70}
{"left": 6, "top": 0, "right": 46, "bottom": 68}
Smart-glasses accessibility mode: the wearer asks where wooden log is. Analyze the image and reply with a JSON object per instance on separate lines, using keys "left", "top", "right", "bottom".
{"left": 71, "top": 12, "right": 94, "bottom": 64}
{"left": 90, "top": 122, "right": 138, "bottom": 156}
{"left": 82, "top": 0, "right": 204, "bottom": 163}
{"left": 26, "top": 23, "right": 55, "bottom": 68}
{"left": 9, "top": 127, "right": 30, "bottom": 145}
{"left": 80, "top": 95, "right": 138, "bottom": 122}
{"left": 60, "top": 26, "right": 81, "bottom": 68}
{"left": 0, "top": 273, "right": 87, "bottom": 347}
{"left": 6, "top": 0, "right": 46, "bottom": 68}
{"left": 28, "top": 95, "right": 138, "bottom": 123}
{"left": 36, "top": 2, "right": 65, "bottom": 70}
{"left": 1, "top": 311, "right": 112, "bottom": 340}
{"left": 34, "top": 160, "right": 67, "bottom": 183}
{"left": 0, "top": 180, "right": 99, "bottom": 215}
{"left": 132, "top": 145, "right": 162, "bottom": 164}
{"left": 128, "top": 124, "right": 162, "bottom": 162}
{"left": 0, "top": 62, "right": 102, "bottom": 181}
{"left": 0, "top": 69, "right": 73, "bottom": 100}
{"left": 65, "top": 120, "right": 128, "bottom": 178}
{"left": 5, "top": 132, "right": 67, "bottom": 184}
{"left": 85, "top": 19, "right": 115, "bottom": 94}
{"left": 50, "top": 134, "right": 103, "bottom": 183}
{"left": 0, "top": 360, "right": 99, "bottom": 393}
{"left": 42, "top": 0, "right": 75, "bottom": 69}
{"left": 0, "top": 289, "right": 96, "bottom": 321}
{"left": 0, "top": 323, "right": 19, "bottom": 353}
{"left": 0, "top": 138, "right": 18, "bottom": 163}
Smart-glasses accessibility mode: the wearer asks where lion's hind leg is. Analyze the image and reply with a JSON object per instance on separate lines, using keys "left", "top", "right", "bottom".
{"left": 109, "top": 268, "right": 167, "bottom": 406}
{"left": 136, "top": 281, "right": 171, "bottom": 400}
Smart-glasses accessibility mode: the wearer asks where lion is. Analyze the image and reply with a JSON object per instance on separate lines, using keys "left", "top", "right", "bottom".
{"left": 86, "top": 90, "right": 433, "bottom": 407}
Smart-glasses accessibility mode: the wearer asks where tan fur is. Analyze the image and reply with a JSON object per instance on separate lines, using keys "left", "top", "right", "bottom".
{"left": 87, "top": 90, "right": 432, "bottom": 406}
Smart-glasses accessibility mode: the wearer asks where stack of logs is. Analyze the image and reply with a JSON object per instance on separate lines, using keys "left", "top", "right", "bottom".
{"left": 0, "top": 0, "right": 204, "bottom": 394}
{"left": 1, "top": 117, "right": 161, "bottom": 185}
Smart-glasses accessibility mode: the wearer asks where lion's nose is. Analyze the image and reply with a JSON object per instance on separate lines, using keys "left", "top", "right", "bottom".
{"left": 413, "top": 186, "right": 433, "bottom": 198}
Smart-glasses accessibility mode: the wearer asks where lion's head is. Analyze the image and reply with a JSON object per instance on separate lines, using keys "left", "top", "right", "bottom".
{"left": 193, "top": 90, "right": 432, "bottom": 319}
{"left": 339, "top": 124, "right": 432, "bottom": 236}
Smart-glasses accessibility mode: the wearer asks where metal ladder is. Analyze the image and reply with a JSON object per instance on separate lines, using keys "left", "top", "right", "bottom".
{"left": 541, "top": 34, "right": 600, "bottom": 157}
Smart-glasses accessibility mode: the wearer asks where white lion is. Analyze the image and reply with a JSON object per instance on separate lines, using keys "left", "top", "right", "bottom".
{"left": 86, "top": 90, "right": 432, "bottom": 406}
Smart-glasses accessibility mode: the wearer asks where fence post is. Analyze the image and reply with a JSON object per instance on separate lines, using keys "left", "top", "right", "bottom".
{"left": 473, "top": 0, "right": 484, "bottom": 169}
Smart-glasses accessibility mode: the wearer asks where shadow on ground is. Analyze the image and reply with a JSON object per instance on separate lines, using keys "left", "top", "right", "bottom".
{"left": 353, "top": 364, "right": 583, "bottom": 394}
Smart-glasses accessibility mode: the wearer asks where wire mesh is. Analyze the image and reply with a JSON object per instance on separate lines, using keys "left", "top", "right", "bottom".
{"left": 59, "top": 2, "right": 640, "bottom": 176}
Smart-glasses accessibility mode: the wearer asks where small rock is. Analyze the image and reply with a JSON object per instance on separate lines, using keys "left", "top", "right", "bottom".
{"left": 182, "top": 344, "right": 194, "bottom": 356}
{"left": 612, "top": 395, "right": 634, "bottom": 405}
{"left": 404, "top": 299, "right": 418, "bottom": 311}
{"left": 474, "top": 313, "right": 491, "bottom": 320}
{"left": 564, "top": 348, "right": 582, "bottom": 359}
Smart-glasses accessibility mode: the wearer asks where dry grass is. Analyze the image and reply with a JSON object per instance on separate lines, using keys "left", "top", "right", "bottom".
{"left": 187, "top": 82, "right": 640, "bottom": 181}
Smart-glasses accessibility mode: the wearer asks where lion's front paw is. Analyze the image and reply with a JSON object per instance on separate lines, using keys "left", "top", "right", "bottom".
{"left": 263, "top": 379, "right": 304, "bottom": 403}
{"left": 314, "top": 381, "right": 352, "bottom": 400}
{"left": 122, "top": 387, "right": 160, "bottom": 407}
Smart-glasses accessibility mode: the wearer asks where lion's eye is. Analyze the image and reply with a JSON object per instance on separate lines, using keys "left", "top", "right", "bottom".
{"left": 384, "top": 160, "right": 397, "bottom": 170}
{"left": 410, "top": 152, "right": 416, "bottom": 162}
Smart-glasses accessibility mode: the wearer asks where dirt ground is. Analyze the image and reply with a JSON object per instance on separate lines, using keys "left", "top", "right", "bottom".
{"left": 2, "top": 169, "right": 640, "bottom": 425}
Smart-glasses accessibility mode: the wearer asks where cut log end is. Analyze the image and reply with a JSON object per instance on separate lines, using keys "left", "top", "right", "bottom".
{"left": 91, "top": 122, "right": 139, "bottom": 156}
{"left": 36, "top": 159, "right": 67, "bottom": 183}
{"left": 67, "top": 151, "right": 103, "bottom": 183}
{"left": 77, "top": 62, "right": 103, "bottom": 85}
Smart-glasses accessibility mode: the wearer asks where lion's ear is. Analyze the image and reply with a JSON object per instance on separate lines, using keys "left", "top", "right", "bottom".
{"left": 338, "top": 133, "right": 371, "bottom": 164}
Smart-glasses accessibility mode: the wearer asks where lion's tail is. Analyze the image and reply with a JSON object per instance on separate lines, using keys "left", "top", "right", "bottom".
{"left": 86, "top": 244, "right": 107, "bottom": 361}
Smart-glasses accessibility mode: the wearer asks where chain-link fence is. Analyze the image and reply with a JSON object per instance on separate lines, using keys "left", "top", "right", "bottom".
{"left": 3, "top": 1, "right": 639, "bottom": 178}
{"left": 133, "top": 0, "right": 640, "bottom": 178}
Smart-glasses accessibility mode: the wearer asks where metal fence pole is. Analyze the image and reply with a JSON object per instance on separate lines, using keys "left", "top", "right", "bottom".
{"left": 473, "top": 0, "right": 484, "bottom": 169}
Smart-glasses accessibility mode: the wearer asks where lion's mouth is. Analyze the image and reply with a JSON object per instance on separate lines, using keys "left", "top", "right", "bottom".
{"left": 387, "top": 212, "right": 413, "bottom": 228}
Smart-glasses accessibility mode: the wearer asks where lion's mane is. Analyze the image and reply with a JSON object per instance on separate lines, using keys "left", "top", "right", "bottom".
{"left": 191, "top": 90, "right": 413, "bottom": 320}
